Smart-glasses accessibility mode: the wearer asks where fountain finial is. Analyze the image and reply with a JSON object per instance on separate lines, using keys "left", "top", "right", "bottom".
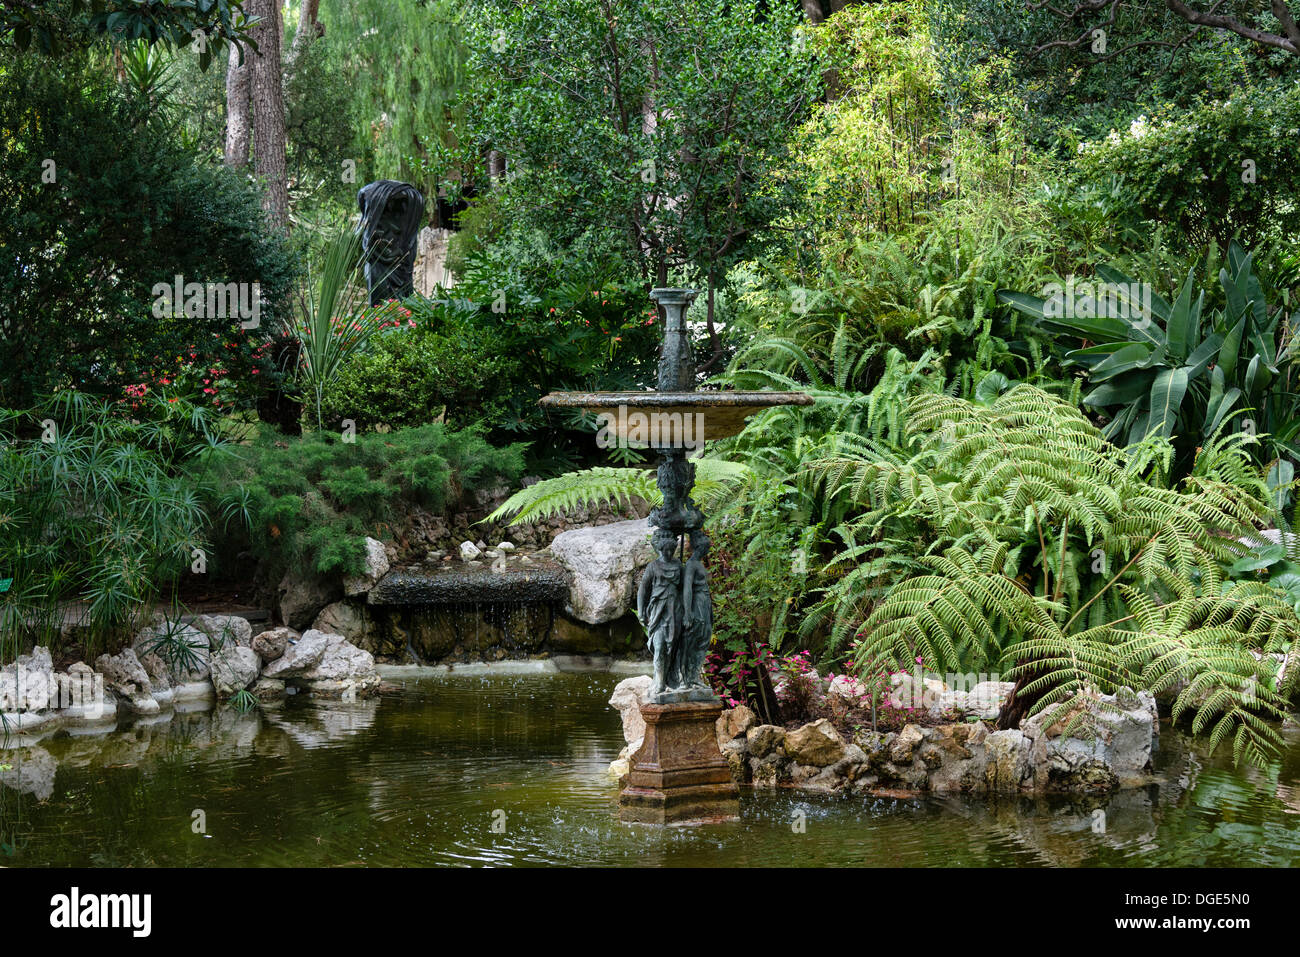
{"left": 650, "top": 287, "right": 699, "bottom": 392}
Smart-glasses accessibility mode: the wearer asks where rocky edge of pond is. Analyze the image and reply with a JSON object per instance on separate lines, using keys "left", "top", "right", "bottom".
{"left": 1, "top": 615, "right": 383, "bottom": 738}
{"left": 277, "top": 519, "right": 661, "bottom": 665}
{"left": 608, "top": 674, "right": 1161, "bottom": 795}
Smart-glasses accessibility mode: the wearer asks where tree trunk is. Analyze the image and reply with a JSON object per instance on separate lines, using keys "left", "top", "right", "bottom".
{"left": 286, "top": 0, "right": 322, "bottom": 76}
{"left": 249, "top": 0, "right": 290, "bottom": 232}
{"left": 224, "top": 42, "right": 251, "bottom": 168}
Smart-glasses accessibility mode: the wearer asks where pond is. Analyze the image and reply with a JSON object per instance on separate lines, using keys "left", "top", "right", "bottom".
{"left": 3, "top": 670, "right": 1300, "bottom": 867}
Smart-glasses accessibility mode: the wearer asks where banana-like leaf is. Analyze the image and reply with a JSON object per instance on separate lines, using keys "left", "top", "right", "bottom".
{"left": 1164, "top": 269, "right": 1202, "bottom": 363}
{"left": 1219, "top": 315, "right": 1248, "bottom": 382}
{"left": 1147, "top": 367, "right": 1189, "bottom": 439}
{"left": 1087, "top": 343, "right": 1155, "bottom": 382}
{"left": 1084, "top": 370, "right": 1157, "bottom": 407}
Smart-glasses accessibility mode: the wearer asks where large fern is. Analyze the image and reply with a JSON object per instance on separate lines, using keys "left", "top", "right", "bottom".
{"left": 805, "top": 383, "right": 1298, "bottom": 764}
{"left": 485, "top": 459, "right": 752, "bottom": 526}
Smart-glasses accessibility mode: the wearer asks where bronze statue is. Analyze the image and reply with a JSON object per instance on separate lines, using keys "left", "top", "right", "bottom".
{"left": 679, "top": 528, "right": 713, "bottom": 693}
{"left": 357, "top": 180, "right": 425, "bottom": 305}
{"left": 637, "top": 528, "right": 684, "bottom": 699}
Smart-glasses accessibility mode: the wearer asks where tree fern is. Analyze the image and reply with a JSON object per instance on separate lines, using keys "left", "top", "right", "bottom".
{"left": 806, "top": 383, "right": 1298, "bottom": 764}
{"left": 485, "top": 459, "right": 751, "bottom": 526}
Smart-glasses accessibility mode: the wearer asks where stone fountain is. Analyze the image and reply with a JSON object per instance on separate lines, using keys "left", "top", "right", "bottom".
{"left": 541, "top": 288, "right": 812, "bottom": 824}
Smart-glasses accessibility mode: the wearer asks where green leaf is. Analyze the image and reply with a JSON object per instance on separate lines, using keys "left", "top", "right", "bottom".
{"left": 1146, "top": 366, "right": 1189, "bottom": 439}
{"left": 1165, "top": 270, "right": 1201, "bottom": 362}
{"left": 1083, "top": 370, "right": 1157, "bottom": 407}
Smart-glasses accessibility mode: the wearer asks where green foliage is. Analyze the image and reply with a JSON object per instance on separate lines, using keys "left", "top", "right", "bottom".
{"left": 805, "top": 384, "right": 1297, "bottom": 764}
{"left": 1072, "top": 87, "right": 1300, "bottom": 251}
{"left": 346, "top": 249, "right": 660, "bottom": 469}
{"left": 283, "top": 34, "right": 366, "bottom": 213}
{"left": 319, "top": 0, "right": 467, "bottom": 204}
{"left": 452, "top": 0, "right": 818, "bottom": 287}
{"left": 786, "top": 2, "right": 1051, "bottom": 271}
{"left": 318, "top": 301, "right": 518, "bottom": 432}
{"left": 2, "top": 0, "right": 254, "bottom": 67}
{"left": 927, "top": 0, "right": 1284, "bottom": 155}
{"left": 294, "top": 227, "right": 384, "bottom": 431}
{"left": 0, "top": 51, "right": 298, "bottom": 411}
{"left": 204, "top": 424, "right": 524, "bottom": 579}
{"left": 0, "top": 391, "right": 228, "bottom": 654}
{"left": 999, "top": 242, "right": 1300, "bottom": 476}
{"left": 486, "top": 459, "right": 750, "bottom": 526}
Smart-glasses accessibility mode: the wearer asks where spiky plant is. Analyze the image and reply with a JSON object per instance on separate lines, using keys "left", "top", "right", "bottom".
{"left": 485, "top": 459, "right": 751, "bottom": 526}
{"left": 295, "top": 226, "right": 386, "bottom": 432}
{"left": 804, "top": 383, "right": 1300, "bottom": 765}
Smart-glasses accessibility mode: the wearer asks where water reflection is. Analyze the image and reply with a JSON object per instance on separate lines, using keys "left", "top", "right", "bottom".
{"left": 1, "top": 673, "right": 1299, "bottom": 866}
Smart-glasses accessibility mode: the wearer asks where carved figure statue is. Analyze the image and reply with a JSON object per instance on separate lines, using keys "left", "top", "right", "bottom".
{"left": 636, "top": 528, "right": 684, "bottom": 698}
{"left": 679, "top": 529, "right": 713, "bottom": 692}
{"left": 357, "top": 180, "right": 425, "bottom": 305}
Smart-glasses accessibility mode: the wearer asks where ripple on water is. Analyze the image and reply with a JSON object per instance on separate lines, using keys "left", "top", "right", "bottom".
{"left": 4, "top": 672, "right": 1300, "bottom": 866}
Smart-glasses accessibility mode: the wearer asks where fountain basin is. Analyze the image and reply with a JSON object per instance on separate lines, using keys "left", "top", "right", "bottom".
{"left": 540, "top": 390, "right": 814, "bottom": 444}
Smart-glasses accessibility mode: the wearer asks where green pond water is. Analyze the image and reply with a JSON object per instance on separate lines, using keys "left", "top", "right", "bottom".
{"left": 2, "top": 670, "right": 1300, "bottom": 867}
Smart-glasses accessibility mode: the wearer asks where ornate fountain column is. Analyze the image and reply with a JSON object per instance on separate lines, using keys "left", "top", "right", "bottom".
{"left": 618, "top": 288, "right": 738, "bottom": 824}
{"left": 538, "top": 288, "right": 812, "bottom": 824}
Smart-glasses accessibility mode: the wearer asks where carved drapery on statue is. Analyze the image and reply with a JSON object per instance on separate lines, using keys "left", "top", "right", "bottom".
{"left": 357, "top": 180, "right": 425, "bottom": 305}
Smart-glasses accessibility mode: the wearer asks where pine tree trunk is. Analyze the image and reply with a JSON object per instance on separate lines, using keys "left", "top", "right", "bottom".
{"left": 224, "top": 42, "right": 251, "bottom": 169}
{"left": 249, "top": 0, "right": 290, "bottom": 232}
{"left": 286, "top": 0, "right": 322, "bottom": 76}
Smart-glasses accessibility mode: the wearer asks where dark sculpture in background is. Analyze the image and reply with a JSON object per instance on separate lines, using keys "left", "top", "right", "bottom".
{"left": 357, "top": 180, "right": 425, "bottom": 305}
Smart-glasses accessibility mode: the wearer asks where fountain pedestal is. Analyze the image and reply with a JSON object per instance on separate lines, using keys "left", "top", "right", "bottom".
{"left": 618, "top": 700, "right": 739, "bottom": 825}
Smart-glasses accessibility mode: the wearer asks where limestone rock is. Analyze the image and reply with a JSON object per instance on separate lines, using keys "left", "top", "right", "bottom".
{"left": 210, "top": 645, "right": 260, "bottom": 697}
{"left": 984, "top": 729, "right": 1033, "bottom": 791}
{"left": 0, "top": 645, "right": 54, "bottom": 712}
{"left": 1021, "top": 689, "right": 1157, "bottom": 790}
{"left": 312, "top": 601, "right": 371, "bottom": 644}
{"left": 278, "top": 567, "right": 341, "bottom": 632}
{"left": 460, "top": 541, "right": 482, "bottom": 561}
{"left": 301, "top": 632, "right": 378, "bottom": 684}
{"left": 609, "top": 674, "right": 653, "bottom": 746}
{"left": 190, "top": 614, "right": 253, "bottom": 649}
{"left": 94, "top": 648, "right": 159, "bottom": 715}
{"left": 746, "top": 724, "right": 786, "bottom": 759}
{"left": 783, "top": 718, "right": 847, "bottom": 767}
{"left": 549, "top": 518, "right": 654, "bottom": 624}
{"left": 250, "top": 677, "right": 286, "bottom": 700}
{"left": 261, "top": 630, "right": 330, "bottom": 679}
{"left": 251, "top": 627, "right": 295, "bottom": 663}
{"left": 343, "top": 537, "right": 390, "bottom": 597}
{"left": 889, "top": 723, "right": 928, "bottom": 764}
{"left": 716, "top": 704, "right": 755, "bottom": 749}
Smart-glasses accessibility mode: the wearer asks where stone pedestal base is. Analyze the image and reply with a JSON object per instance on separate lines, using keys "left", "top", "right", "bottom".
{"left": 618, "top": 699, "right": 740, "bottom": 825}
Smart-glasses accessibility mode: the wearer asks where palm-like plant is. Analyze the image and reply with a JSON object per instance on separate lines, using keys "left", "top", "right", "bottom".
{"left": 998, "top": 243, "right": 1300, "bottom": 475}
{"left": 296, "top": 227, "right": 388, "bottom": 431}
{"left": 805, "top": 384, "right": 1299, "bottom": 765}
{"left": 0, "top": 392, "right": 228, "bottom": 656}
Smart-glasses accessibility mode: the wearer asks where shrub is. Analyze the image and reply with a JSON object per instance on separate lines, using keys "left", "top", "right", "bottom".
{"left": 318, "top": 299, "right": 520, "bottom": 431}
{"left": 204, "top": 424, "right": 525, "bottom": 580}
{"left": 0, "top": 51, "right": 298, "bottom": 411}
{"left": 1073, "top": 87, "right": 1300, "bottom": 251}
